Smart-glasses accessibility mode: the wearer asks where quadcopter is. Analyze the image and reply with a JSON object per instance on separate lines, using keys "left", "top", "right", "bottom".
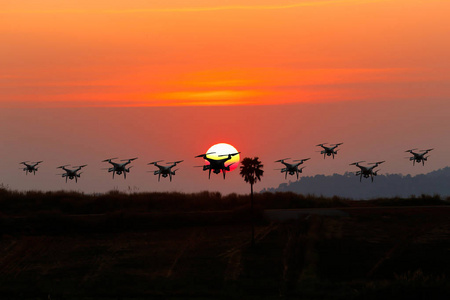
{"left": 195, "top": 152, "right": 240, "bottom": 179}
{"left": 405, "top": 148, "right": 433, "bottom": 166}
{"left": 148, "top": 160, "right": 183, "bottom": 182}
{"left": 349, "top": 161, "right": 385, "bottom": 182}
{"left": 275, "top": 158, "right": 310, "bottom": 179}
{"left": 316, "top": 143, "right": 343, "bottom": 159}
{"left": 20, "top": 161, "right": 43, "bottom": 175}
{"left": 102, "top": 157, "right": 138, "bottom": 179}
{"left": 57, "top": 164, "right": 87, "bottom": 183}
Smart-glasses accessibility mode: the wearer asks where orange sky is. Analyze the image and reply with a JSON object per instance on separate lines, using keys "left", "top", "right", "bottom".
{"left": 1, "top": 0, "right": 450, "bottom": 107}
{"left": 1, "top": 1, "right": 449, "bottom": 194}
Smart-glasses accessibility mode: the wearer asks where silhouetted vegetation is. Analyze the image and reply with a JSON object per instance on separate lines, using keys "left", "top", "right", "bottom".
{"left": 1, "top": 185, "right": 450, "bottom": 299}
{"left": 240, "top": 156, "right": 264, "bottom": 246}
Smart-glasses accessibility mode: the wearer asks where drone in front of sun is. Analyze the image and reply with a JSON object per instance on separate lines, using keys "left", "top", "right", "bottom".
{"left": 195, "top": 152, "right": 240, "bottom": 179}
{"left": 275, "top": 158, "right": 310, "bottom": 179}
{"left": 316, "top": 143, "right": 343, "bottom": 159}
{"left": 349, "top": 161, "right": 385, "bottom": 182}
{"left": 57, "top": 164, "right": 87, "bottom": 183}
{"left": 405, "top": 148, "right": 433, "bottom": 166}
{"left": 20, "top": 161, "right": 43, "bottom": 175}
{"left": 102, "top": 157, "right": 138, "bottom": 179}
{"left": 148, "top": 160, "right": 183, "bottom": 182}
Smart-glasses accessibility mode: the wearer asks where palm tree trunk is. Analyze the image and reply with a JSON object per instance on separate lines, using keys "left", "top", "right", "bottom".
{"left": 251, "top": 183, "right": 255, "bottom": 247}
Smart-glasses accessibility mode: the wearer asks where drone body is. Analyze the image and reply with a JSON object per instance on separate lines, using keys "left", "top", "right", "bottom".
{"left": 195, "top": 152, "right": 240, "bottom": 179}
{"left": 316, "top": 143, "right": 343, "bottom": 159}
{"left": 149, "top": 160, "right": 183, "bottom": 181}
{"left": 20, "top": 161, "right": 43, "bottom": 175}
{"left": 102, "top": 157, "right": 137, "bottom": 179}
{"left": 275, "top": 158, "right": 310, "bottom": 179}
{"left": 57, "top": 164, "right": 86, "bottom": 183}
{"left": 405, "top": 149, "right": 433, "bottom": 166}
{"left": 350, "top": 161, "right": 384, "bottom": 182}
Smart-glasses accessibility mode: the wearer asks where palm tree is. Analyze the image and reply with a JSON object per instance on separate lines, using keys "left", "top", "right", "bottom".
{"left": 239, "top": 157, "right": 264, "bottom": 246}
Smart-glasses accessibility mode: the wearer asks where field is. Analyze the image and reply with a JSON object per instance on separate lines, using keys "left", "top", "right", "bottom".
{"left": 0, "top": 189, "right": 449, "bottom": 299}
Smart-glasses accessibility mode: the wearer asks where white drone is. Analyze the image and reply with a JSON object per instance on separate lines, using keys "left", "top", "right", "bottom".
{"left": 148, "top": 160, "right": 183, "bottom": 182}
{"left": 102, "top": 157, "right": 137, "bottom": 179}
{"left": 57, "top": 164, "right": 87, "bottom": 183}
{"left": 349, "top": 161, "right": 385, "bottom": 182}
{"left": 275, "top": 158, "right": 310, "bottom": 179}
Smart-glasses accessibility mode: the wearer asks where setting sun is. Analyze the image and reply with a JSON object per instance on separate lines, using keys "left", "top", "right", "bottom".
{"left": 205, "top": 143, "right": 240, "bottom": 172}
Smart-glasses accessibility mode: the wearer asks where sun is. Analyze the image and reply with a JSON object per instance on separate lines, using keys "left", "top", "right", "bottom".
{"left": 205, "top": 143, "right": 240, "bottom": 172}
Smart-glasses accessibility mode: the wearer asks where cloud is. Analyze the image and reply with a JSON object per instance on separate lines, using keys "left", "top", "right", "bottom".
{"left": 1, "top": 0, "right": 386, "bottom": 14}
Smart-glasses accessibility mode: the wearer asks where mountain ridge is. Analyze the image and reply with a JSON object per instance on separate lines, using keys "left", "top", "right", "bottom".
{"left": 261, "top": 167, "right": 450, "bottom": 199}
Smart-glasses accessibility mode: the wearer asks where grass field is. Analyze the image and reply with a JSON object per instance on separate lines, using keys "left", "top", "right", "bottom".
{"left": 0, "top": 188, "right": 449, "bottom": 299}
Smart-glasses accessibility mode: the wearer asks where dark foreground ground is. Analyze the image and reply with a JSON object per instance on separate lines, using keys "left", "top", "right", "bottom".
{"left": 0, "top": 192, "right": 449, "bottom": 299}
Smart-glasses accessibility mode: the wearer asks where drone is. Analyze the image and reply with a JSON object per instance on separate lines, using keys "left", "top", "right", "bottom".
{"left": 316, "top": 143, "right": 343, "bottom": 159}
{"left": 349, "top": 161, "right": 385, "bottom": 182}
{"left": 148, "top": 160, "right": 183, "bottom": 182}
{"left": 405, "top": 148, "right": 433, "bottom": 166}
{"left": 275, "top": 158, "right": 310, "bottom": 179}
{"left": 102, "top": 157, "right": 138, "bottom": 179}
{"left": 57, "top": 164, "right": 87, "bottom": 183}
{"left": 20, "top": 161, "right": 43, "bottom": 175}
{"left": 195, "top": 152, "right": 240, "bottom": 179}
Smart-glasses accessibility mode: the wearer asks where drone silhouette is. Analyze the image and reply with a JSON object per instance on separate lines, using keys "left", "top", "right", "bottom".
{"left": 405, "top": 148, "right": 433, "bottom": 166}
{"left": 195, "top": 152, "right": 240, "bottom": 179}
{"left": 148, "top": 160, "right": 183, "bottom": 182}
{"left": 316, "top": 143, "right": 343, "bottom": 159}
{"left": 102, "top": 157, "right": 137, "bottom": 179}
{"left": 20, "top": 161, "right": 43, "bottom": 175}
{"left": 349, "top": 161, "right": 384, "bottom": 182}
{"left": 57, "top": 164, "right": 87, "bottom": 183}
{"left": 275, "top": 158, "right": 310, "bottom": 179}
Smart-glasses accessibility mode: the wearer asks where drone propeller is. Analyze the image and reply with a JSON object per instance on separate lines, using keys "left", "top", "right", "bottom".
{"left": 102, "top": 157, "right": 118, "bottom": 162}
{"left": 195, "top": 152, "right": 215, "bottom": 158}
{"left": 35, "top": 161, "right": 43, "bottom": 164}
{"left": 275, "top": 158, "right": 291, "bottom": 162}
{"left": 57, "top": 164, "right": 70, "bottom": 169}
{"left": 121, "top": 157, "right": 138, "bottom": 161}
{"left": 316, "top": 143, "right": 327, "bottom": 146}
{"left": 218, "top": 152, "right": 241, "bottom": 157}
{"left": 293, "top": 158, "right": 311, "bottom": 162}
{"left": 368, "top": 161, "right": 385, "bottom": 165}
{"left": 167, "top": 160, "right": 184, "bottom": 164}
{"left": 74, "top": 164, "right": 87, "bottom": 168}
{"left": 421, "top": 148, "right": 434, "bottom": 152}
{"left": 148, "top": 160, "right": 164, "bottom": 165}
{"left": 405, "top": 149, "right": 418, "bottom": 152}
{"left": 193, "top": 165, "right": 206, "bottom": 168}
{"left": 349, "top": 161, "right": 365, "bottom": 165}
{"left": 19, "top": 161, "right": 30, "bottom": 164}
{"left": 332, "top": 143, "right": 343, "bottom": 146}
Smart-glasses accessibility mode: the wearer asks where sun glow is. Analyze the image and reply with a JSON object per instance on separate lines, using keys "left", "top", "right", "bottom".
{"left": 205, "top": 143, "right": 240, "bottom": 172}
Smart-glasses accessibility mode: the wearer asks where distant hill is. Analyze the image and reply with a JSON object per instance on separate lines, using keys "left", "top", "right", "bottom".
{"left": 261, "top": 167, "right": 450, "bottom": 199}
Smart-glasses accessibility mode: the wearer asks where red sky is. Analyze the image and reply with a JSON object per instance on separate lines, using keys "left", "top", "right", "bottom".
{"left": 0, "top": 0, "right": 449, "bottom": 194}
